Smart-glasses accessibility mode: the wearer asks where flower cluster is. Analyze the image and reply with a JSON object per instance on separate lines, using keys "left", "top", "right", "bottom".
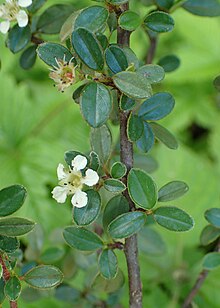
{"left": 52, "top": 155, "right": 99, "bottom": 208}
{"left": 49, "top": 56, "right": 76, "bottom": 92}
{"left": 0, "top": 0, "right": 32, "bottom": 34}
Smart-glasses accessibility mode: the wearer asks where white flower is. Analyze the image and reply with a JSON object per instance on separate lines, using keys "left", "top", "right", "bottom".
{"left": 49, "top": 56, "right": 76, "bottom": 93}
{"left": 52, "top": 155, "right": 99, "bottom": 208}
{"left": 0, "top": 0, "right": 32, "bottom": 33}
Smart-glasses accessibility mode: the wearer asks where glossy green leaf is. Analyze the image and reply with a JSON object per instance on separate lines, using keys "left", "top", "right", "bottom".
{"left": 0, "top": 185, "right": 27, "bottom": 217}
{"left": 156, "top": 0, "right": 174, "bottom": 9}
{"left": 73, "top": 190, "right": 101, "bottom": 226}
{"left": 0, "top": 218, "right": 35, "bottom": 236}
{"left": 120, "top": 94, "right": 135, "bottom": 111}
{"left": 7, "top": 25, "right": 31, "bottom": 53}
{"left": 80, "top": 82, "right": 112, "bottom": 128}
{"left": 96, "top": 33, "right": 108, "bottom": 49}
{"left": 89, "top": 151, "right": 100, "bottom": 171}
{"left": 92, "top": 269, "right": 125, "bottom": 293}
{"left": 150, "top": 122, "right": 178, "bottom": 150}
{"left": 105, "top": 45, "right": 128, "bottom": 74}
{"left": 55, "top": 285, "right": 81, "bottom": 303}
{"left": 137, "top": 64, "right": 165, "bottom": 84}
{"left": 40, "top": 247, "right": 65, "bottom": 264}
{"left": 4, "top": 276, "right": 21, "bottom": 301}
{"left": 74, "top": 6, "right": 109, "bottom": 32}
{"left": 104, "top": 179, "right": 126, "bottom": 193}
{"left": 154, "top": 206, "right": 194, "bottom": 232}
{"left": 200, "top": 225, "right": 220, "bottom": 246}
{"left": 157, "top": 55, "right": 180, "bottom": 73}
{"left": 158, "top": 181, "right": 189, "bottom": 202}
{"left": 23, "top": 265, "right": 63, "bottom": 289}
{"left": 128, "top": 168, "right": 157, "bottom": 209}
{"left": 37, "top": 4, "right": 74, "bottom": 34}
{"left": 63, "top": 227, "right": 103, "bottom": 251}
{"left": 182, "top": 0, "right": 220, "bottom": 17}
{"left": 144, "top": 11, "right": 174, "bottom": 33}
{"left": 127, "top": 114, "right": 144, "bottom": 142}
{"left": 119, "top": 11, "right": 141, "bottom": 31}
{"left": 136, "top": 122, "right": 154, "bottom": 153}
{"left": 0, "top": 236, "right": 19, "bottom": 253}
{"left": 99, "top": 249, "right": 118, "bottom": 279}
{"left": 111, "top": 162, "right": 127, "bottom": 179}
{"left": 138, "top": 92, "right": 175, "bottom": 121}
{"left": 20, "top": 46, "right": 37, "bottom": 70}
{"left": 90, "top": 125, "right": 112, "bottom": 164}
{"left": 37, "top": 43, "right": 74, "bottom": 68}
{"left": 138, "top": 226, "right": 166, "bottom": 256}
{"left": 203, "top": 253, "right": 220, "bottom": 270}
{"left": 103, "top": 195, "right": 130, "bottom": 230}
{"left": 108, "top": 212, "right": 146, "bottom": 239}
{"left": 205, "top": 208, "right": 220, "bottom": 228}
{"left": 213, "top": 76, "right": 220, "bottom": 91}
{"left": 72, "top": 28, "right": 104, "bottom": 71}
{"left": 113, "top": 71, "right": 152, "bottom": 99}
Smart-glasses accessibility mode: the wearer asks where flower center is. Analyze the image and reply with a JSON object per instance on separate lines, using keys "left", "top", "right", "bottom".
{"left": 0, "top": 1, "right": 20, "bottom": 21}
{"left": 60, "top": 171, "right": 83, "bottom": 194}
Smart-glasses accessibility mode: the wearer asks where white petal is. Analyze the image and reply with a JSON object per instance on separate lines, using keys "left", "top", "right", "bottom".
{"left": 57, "top": 163, "right": 68, "bottom": 180}
{"left": 52, "top": 186, "right": 68, "bottom": 203}
{"left": 71, "top": 190, "right": 88, "bottom": 208}
{"left": 72, "top": 155, "right": 87, "bottom": 171}
{"left": 16, "top": 10, "right": 28, "bottom": 27}
{"left": 82, "top": 169, "right": 99, "bottom": 186}
{"left": 18, "top": 0, "right": 32, "bottom": 7}
{"left": 0, "top": 21, "right": 10, "bottom": 34}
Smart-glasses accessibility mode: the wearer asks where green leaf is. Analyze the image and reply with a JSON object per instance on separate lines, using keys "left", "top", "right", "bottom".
{"left": 182, "top": 0, "right": 220, "bottom": 17}
{"left": 205, "top": 208, "right": 220, "bottom": 228}
{"left": 128, "top": 168, "right": 157, "bottom": 209}
{"left": 113, "top": 71, "right": 152, "bottom": 99}
{"left": 64, "top": 151, "right": 87, "bottom": 167}
{"left": 0, "top": 217, "right": 35, "bottom": 236}
{"left": 74, "top": 6, "right": 109, "bottom": 32}
{"left": 137, "top": 64, "right": 165, "bottom": 84}
{"left": 0, "top": 185, "right": 27, "bottom": 217}
{"left": 200, "top": 225, "right": 220, "bottom": 246}
{"left": 158, "top": 181, "right": 189, "bottom": 202}
{"left": 23, "top": 265, "right": 63, "bottom": 289}
{"left": 20, "top": 46, "right": 37, "bottom": 70}
{"left": 4, "top": 276, "right": 21, "bottom": 301}
{"left": 96, "top": 33, "right": 108, "bottom": 50}
{"left": 111, "top": 162, "right": 127, "bottom": 179}
{"left": 92, "top": 269, "right": 125, "bottom": 293}
{"left": 63, "top": 227, "right": 103, "bottom": 251}
{"left": 72, "top": 28, "right": 104, "bottom": 71}
{"left": 213, "top": 75, "right": 220, "bottom": 91}
{"left": 7, "top": 25, "right": 31, "bottom": 53}
{"left": 119, "top": 11, "right": 141, "bottom": 31}
{"left": 73, "top": 190, "right": 101, "bottom": 226}
{"left": 150, "top": 122, "right": 178, "bottom": 150}
{"left": 157, "top": 55, "right": 180, "bottom": 73}
{"left": 0, "top": 278, "right": 5, "bottom": 304}
{"left": 156, "top": 0, "right": 174, "bottom": 9}
{"left": 99, "top": 249, "right": 118, "bottom": 279}
{"left": 0, "top": 236, "right": 19, "bottom": 253}
{"left": 136, "top": 122, "right": 154, "bottom": 153}
{"left": 127, "top": 114, "right": 144, "bottom": 142}
{"left": 108, "top": 212, "right": 146, "bottom": 239}
{"left": 27, "top": 0, "right": 46, "bottom": 13}
{"left": 80, "top": 82, "right": 112, "bottom": 128}
{"left": 55, "top": 285, "right": 81, "bottom": 303}
{"left": 105, "top": 45, "right": 128, "bottom": 74}
{"left": 120, "top": 94, "right": 135, "bottom": 111}
{"left": 40, "top": 247, "right": 65, "bottom": 264}
{"left": 144, "top": 11, "right": 174, "bottom": 33}
{"left": 203, "top": 253, "right": 220, "bottom": 270}
{"left": 37, "top": 43, "right": 74, "bottom": 68}
{"left": 123, "top": 46, "right": 140, "bottom": 69}
{"left": 154, "top": 206, "right": 194, "bottom": 232}
{"left": 138, "top": 92, "right": 175, "bottom": 121}
{"left": 37, "top": 4, "right": 74, "bottom": 34}
{"left": 138, "top": 226, "right": 166, "bottom": 256}
{"left": 89, "top": 151, "right": 100, "bottom": 171}
{"left": 104, "top": 179, "right": 126, "bottom": 193}
{"left": 103, "top": 195, "right": 130, "bottom": 230}
{"left": 90, "top": 125, "right": 112, "bottom": 165}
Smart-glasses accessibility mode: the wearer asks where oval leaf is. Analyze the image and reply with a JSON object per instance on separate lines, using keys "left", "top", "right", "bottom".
{"left": 40, "top": 247, "right": 65, "bottom": 264}
{"left": 80, "top": 82, "right": 112, "bottom": 128}
{"left": 4, "top": 276, "right": 21, "bottom": 301}
{"left": 157, "top": 55, "right": 180, "bottom": 73}
{"left": 92, "top": 269, "right": 125, "bottom": 293}
{"left": 0, "top": 236, "right": 19, "bottom": 253}
{"left": 104, "top": 179, "right": 126, "bottom": 193}
{"left": 63, "top": 227, "right": 103, "bottom": 251}
{"left": 205, "top": 208, "right": 220, "bottom": 228}
{"left": 127, "top": 114, "right": 144, "bottom": 142}
{"left": 144, "top": 11, "right": 174, "bottom": 33}
{"left": 20, "top": 46, "right": 37, "bottom": 70}
{"left": 99, "top": 249, "right": 118, "bottom": 279}
{"left": 111, "top": 162, "right": 127, "bottom": 179}
{"left": 158, "top": 181, "right": 189, "bottom": 202}
{"left": 73, "top": 190, "right": 101, "bottom": 226}
{"left": 200, "top": 225, "right": 220, "bottom": 246}
{"left": 137, "top": 64, "right": 165, "bottom": 84}
{"left": 0, "top": 218, "right": 35, "bottom": 237}
{"left": 150, "top": 122, "right": 178, "bottom": 150}
{"left": 119, "top": 11, "right": 141, "bottom": 31}
{"left": 23, "top": 265, "right": 63, "bottom": 289}
{"left": 154, "top": 206, "right": 194, "bottom": 232}
{"left": 203, "top": 252, "right": 220, "bottom": 270}
{"left": 120, "top": 94, "right": 135, "bottom": 111}
{"left": 136, "top": 122, "right": 155, "bottom": 153}
{"left": 0, "top": 185, "right": 27, "bottom": 217}
{"left": 90, "top": 125, "right": 112, "bottom": 164}
{"left": 105, "top": 45, "right": 128, "bottom": 74}
{"left": 7, "top": 25, "right": 31, "bottom": 53}
{"left": 182, "top": 0, "right": 220, "bottom": 17}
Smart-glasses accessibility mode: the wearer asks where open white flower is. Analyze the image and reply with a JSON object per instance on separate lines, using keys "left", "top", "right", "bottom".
{"left": 52, "top": 155, "right": 99, "bottom": 208}
{"left": 0, "top": 0, "right": 32, "bottom": 34}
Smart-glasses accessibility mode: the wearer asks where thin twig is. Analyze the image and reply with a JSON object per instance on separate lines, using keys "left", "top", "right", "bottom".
{"left": 146, "top": 35, "right": 158, "bottom": 64}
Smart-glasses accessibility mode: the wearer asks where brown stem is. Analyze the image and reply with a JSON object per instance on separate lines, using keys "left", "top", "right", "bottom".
{"left": 117, "top": 3, "right": 142, "bottom": 307}
{"left": 31, "top": 35, "right": 44, "bottom": 45}
{"left": 146, "top": 36, "right": 158, "bottom": 64}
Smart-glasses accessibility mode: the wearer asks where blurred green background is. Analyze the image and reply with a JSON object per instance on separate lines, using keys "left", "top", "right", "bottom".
{"left": 0, "top": 0, "right": 220, "bottom": 307}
